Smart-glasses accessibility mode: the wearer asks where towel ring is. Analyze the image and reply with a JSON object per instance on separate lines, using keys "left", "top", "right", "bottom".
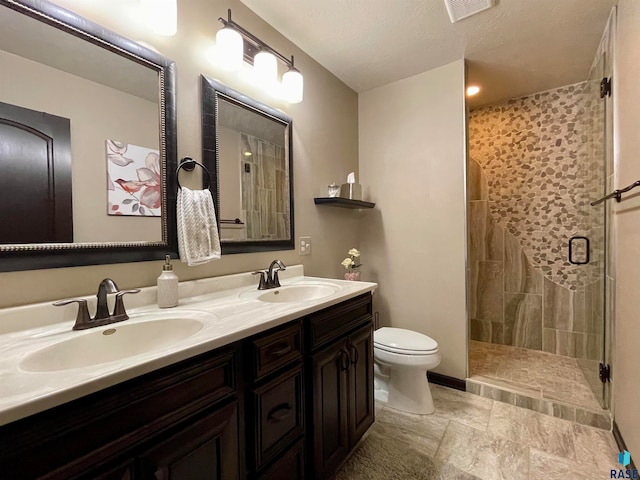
{"left": 177, "top": 157, "right": 211, "bottom": 190}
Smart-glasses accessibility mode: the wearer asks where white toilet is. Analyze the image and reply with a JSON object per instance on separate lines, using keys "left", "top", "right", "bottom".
{"left": 373, "top": 327, "right": 441, "bottom": 415}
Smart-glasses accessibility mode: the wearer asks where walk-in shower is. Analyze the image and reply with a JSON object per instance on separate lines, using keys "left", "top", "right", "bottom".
{"left": 465, "top": 12, "right": 614, "bottom": 428}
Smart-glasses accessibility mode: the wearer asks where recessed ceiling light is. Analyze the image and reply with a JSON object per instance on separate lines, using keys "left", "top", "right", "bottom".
{"left": 466, "top": 85, "right": 481, "bottom": 96}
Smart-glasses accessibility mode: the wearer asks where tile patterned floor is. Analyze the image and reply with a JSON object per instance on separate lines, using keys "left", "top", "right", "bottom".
{"left": 368, "top": 384, "right": 619, "bottom": 480}
{"left": 469, "top": 340, "right": 603, "bottom": 410}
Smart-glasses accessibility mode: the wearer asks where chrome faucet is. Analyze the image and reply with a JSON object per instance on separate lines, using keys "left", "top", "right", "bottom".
{"left": 252, "top": 260, "right": 286, "bottom": 290}
{"left": 53, "top": 278, "right": 141, "bottom": 330}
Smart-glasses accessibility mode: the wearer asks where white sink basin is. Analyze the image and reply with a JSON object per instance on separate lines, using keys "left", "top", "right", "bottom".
{"left": 20, "top": 318, "right": 204, "bottom": 372}
{"left": 240, "top": 284, "right": 338, "bottom": 303}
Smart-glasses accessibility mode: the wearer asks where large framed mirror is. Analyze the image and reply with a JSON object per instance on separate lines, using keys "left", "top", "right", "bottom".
{"left": 200, "top": 76, "right": 294, "bottom": 254}
{"left": 0, "top": 0, "right": 177, "bottom": 272}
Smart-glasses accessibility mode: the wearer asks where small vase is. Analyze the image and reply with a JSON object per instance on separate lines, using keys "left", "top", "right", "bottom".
{"left": 344, "top": 270, "right": 361, "bottom": 281}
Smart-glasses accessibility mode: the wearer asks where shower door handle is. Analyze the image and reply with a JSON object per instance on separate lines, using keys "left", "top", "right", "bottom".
{"left": 568, "top": 236, "right": 590, "bottom": 265}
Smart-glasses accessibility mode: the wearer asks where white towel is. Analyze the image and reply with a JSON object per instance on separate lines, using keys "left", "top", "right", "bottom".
{"left": 177, "top": 187, "right": 221, "bottom": 266}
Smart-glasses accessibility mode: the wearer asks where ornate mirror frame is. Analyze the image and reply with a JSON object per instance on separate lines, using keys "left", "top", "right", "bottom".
{"left": 0, "top": 0, "right": 177, "bottom": 272}
{"left": 200, "top": 75, "right": 294, "bottom": 254}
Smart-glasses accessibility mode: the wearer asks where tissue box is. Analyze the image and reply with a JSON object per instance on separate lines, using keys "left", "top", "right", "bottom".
{"left": 340, "top": 183, "right": 362, "bottom": 200}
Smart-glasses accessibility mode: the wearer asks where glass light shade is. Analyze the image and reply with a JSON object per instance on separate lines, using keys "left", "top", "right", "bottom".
{"left": 254, "top": 49, "right": 278, "bottom": 87}
{"left": 282, "top": 67, "right": 303, "bottom": 103}
{"left": 216, "top": 26, "right": 244, "bottom": 71}
{"left": 140, "top": 0, "right": 177, "bottom": 36}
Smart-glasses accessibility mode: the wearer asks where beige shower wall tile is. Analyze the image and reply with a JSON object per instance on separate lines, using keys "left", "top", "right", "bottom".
{"left": 504, "top": 293, "right": 542, "bottom": 350}
{"left": 469, "top": 200, "right": 504, "bottom": 262}
{"left": 469, "top": 261, "right": 504, "bottom": 323}
{"left": 468, "top": 158, "right": 488, "bottom": 201}
{"left": 470, "top": 319, "right": 504, "bottom": 344}
{"left": 504, "top": 232, "right": 543, "bottom": 294}
{"left": 543, "top": 278, "right": 586, "bottom": 332}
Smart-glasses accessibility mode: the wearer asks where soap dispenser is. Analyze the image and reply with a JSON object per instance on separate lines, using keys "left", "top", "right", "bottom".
{"left": 157, "top": 255, "right": 178, "bottom": 308}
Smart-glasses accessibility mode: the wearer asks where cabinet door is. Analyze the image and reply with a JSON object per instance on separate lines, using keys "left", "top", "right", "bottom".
{"left": 347, "top": 323, "right": 375, "bottom": 446}
{"left": 310, "top": 340, "right": 349, "bottom": 479}
{"left": 137, "top": 401, "right": 239, "bottom": 480}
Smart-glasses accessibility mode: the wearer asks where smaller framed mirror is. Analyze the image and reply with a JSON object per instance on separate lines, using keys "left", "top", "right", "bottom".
{"left": 200, "top": 76, "right": 294, "bottom": 254}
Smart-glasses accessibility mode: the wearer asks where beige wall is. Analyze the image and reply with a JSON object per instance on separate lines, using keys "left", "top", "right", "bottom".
{"left": 613, "top": 0, "right": 640, "bottom": 461}
{"left": 358, "top": 60, "right": 468, "bottom": 379}
{"left": 0, "top": 49, "right": 160, "bottom": 243}
{"left": 0, "top": 0, "right": 359, "bottom": 308}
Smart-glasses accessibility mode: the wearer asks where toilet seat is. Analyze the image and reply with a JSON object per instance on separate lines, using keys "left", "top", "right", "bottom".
{"left": 374, "top": 327, "right": 438, "bottom": 355}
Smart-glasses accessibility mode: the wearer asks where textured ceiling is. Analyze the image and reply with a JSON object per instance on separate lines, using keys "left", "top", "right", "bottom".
{"left": 239, "top": 0, "right": 615, "bottom": 108}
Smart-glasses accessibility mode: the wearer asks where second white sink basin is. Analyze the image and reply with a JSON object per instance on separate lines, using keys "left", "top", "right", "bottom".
{"left": 20, "top": 317, "right": 205, "bottom": 372}
{"left": 240, "top": 284, "right": 338, "bottom": 303}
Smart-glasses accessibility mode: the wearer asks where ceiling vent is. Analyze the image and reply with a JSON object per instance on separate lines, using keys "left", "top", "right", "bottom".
{"left": 444, "top": 0, "right": 494, "bottom": 23}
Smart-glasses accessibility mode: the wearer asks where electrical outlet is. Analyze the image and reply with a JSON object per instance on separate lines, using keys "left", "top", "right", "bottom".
{"left": 299, "top": 236, "right": 311, "bottom": 255}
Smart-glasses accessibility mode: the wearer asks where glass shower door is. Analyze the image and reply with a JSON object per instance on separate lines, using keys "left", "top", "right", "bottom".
{"left": 581, "top": 49, "right": 609, "bottom": 408}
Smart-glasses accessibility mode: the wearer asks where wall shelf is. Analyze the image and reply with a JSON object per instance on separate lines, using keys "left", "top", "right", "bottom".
{"left": 314, "top": 197, "right": 375, "bottom": 209}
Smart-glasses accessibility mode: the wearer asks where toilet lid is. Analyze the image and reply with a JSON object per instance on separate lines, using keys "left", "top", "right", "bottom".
{"left": 374, "top": 327, "right": 438, "bottom": 354}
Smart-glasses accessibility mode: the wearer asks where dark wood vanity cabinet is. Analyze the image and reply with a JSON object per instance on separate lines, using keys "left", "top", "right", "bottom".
{"left": 0, "top": 347, "right": 240, "bottom": 480}
{"left": 244, "top": 321, "right": 305, "bottom": 478}
{"left": 136, "top": 401, "right": 240, "bottom": 480}
{"left": 305, "top": 293, "right": 375, "bottom": 480}
{"left": 0, "top": 292, "right": 373, "bottom": 480}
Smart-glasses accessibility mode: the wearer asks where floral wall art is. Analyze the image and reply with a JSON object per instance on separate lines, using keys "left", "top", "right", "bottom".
{"left": 106, "top": 139, "right": 161, "bottom": 217}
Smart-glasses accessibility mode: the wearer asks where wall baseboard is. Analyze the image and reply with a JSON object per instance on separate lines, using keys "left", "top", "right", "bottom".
{"left": 613, "top": 421, "right": 637, "bottom": 471}
{"left": 427, "top": 372, "right": 466, "bottom": 391}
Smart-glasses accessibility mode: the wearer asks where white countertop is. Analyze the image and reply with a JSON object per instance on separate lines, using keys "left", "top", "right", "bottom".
{"left": 0, "top": 266, "right": 377, "bottom": 426}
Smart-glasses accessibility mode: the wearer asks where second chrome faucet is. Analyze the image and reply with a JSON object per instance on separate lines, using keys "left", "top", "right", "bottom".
{"left": 252, "top": 260, "right": 286, "bottom": 290}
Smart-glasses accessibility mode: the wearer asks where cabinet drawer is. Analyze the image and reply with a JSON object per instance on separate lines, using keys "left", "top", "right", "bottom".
{"left": 249, "top": 365, "right": 304, "bottom": 470}
{"left": 249, "top": 321, "right": 302, "bottom": 382}
{"left": 306, "top": 293, "right": 372, "bottom": 351}
{"left": 257, "top": 438, "right": 305, "bottom": 480}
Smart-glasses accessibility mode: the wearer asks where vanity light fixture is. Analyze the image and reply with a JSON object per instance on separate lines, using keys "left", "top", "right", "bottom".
{"left": 140, "top": 0, "right": 177, "bottom": 36}
{"left": 216, "top": 21, "right": 244, "bottom": 71}
{"left": 282, "top": 63, "right": 304, "bottom": 104}
{"left": 216, "top": 9, "right": 304, "bottom": 103}
{"left": 254, "top": 47, "right": 278, "bottom": 87}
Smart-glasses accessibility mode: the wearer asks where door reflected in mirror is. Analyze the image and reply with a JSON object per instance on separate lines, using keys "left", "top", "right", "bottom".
{"left": 201, "top": 76, "right": 294, "bottom": 254}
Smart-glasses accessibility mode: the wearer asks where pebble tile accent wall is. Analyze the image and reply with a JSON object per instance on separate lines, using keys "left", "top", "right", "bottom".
{"left": 468, "top": 82, "right": 605, "bottom": 361}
